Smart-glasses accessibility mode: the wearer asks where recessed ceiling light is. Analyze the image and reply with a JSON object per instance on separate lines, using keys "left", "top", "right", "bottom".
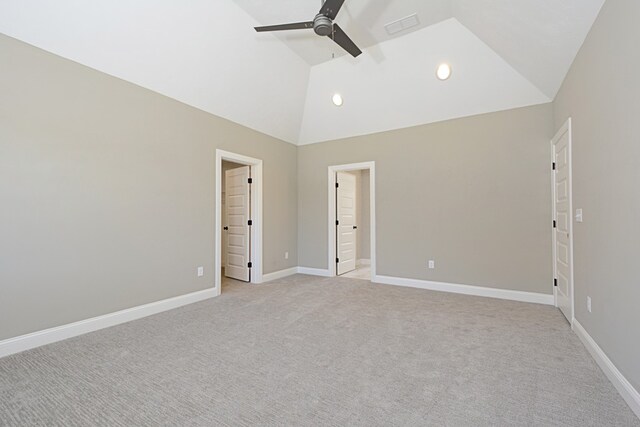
{"left": 436, "top": 63, "right": 452, "bottom": 81}
{"left": 332, "top": 93, "right": 344, "bottom": 107}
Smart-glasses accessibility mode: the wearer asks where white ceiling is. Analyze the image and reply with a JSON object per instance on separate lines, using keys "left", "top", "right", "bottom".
{"left": 238, "top": 0, "right": 605, "bottom": 98}
{"left": 0, "top": 0, "right": 605, "bottom": 145}
{"left": 452, "top": 0, "right": 607, "bottom": 98}
{"left": 299, "top": 18, "right": 550, "bottom": 145}
{"left": 234, "top": 0, "right": 453, "bottom": 65}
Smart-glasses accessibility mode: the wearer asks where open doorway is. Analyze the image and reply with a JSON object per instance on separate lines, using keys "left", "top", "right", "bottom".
{"left": 215, "top": 150, "right": 263, "bottom": 296}
{"left": 328, "top": 162, "right": 376, "bottom": 281}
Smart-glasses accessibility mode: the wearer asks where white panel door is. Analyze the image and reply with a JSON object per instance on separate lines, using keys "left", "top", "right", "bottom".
{"left": 337, "top": 172, "right": 357, "bottom": 275}
{"left": 222, "top": 191, "right": 227, "bottom": 268}
{"left": 225, "top": 166, "right": 251, "bottom": 282}
{"left": 552, "top": 122, "right": 573, "bottom": 323}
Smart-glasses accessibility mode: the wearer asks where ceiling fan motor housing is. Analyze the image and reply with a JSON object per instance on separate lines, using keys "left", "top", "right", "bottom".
{"left": 314, "top": 14, "right": 333, "bottom": 36}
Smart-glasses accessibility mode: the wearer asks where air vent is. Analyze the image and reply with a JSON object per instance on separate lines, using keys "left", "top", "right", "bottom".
{"left": 384, "top": 13, "right": 420, "bottom": 36}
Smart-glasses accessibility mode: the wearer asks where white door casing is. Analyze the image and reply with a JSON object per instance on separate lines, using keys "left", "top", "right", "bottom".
{"left": 336, "top": 171, "right": 357, "bottom": 275}
{"left": 225, "top": 166, "right": 251, "bottom": 282}
{"left": 552, "top": 118, "right": 574, "bottom": 323}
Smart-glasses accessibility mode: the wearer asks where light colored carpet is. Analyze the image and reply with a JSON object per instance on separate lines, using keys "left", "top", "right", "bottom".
{"left": 0, "top": 274, "right": 638, "bottom": 426}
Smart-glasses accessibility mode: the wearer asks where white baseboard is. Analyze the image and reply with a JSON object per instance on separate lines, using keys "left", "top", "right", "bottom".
{"left": 357, "top": 259, "right": 371, "bottom": 267}
{"left": 573, "top": 320, "right": 640, "bottom": 418}
{"left": 372, "top": 275, "right": 554, "bottom": 305}
{"left": 297, "top": 267, "right": 331, "bottom": 277}
{"left": 0, "top": 287, "right": 217, "bottom": 359}
{"left": 262, "top": 267, "right": 298, "bottom": 282}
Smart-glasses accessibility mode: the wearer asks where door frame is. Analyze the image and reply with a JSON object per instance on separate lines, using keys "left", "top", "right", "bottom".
{"left": 215, "top": 149, "right": 263, "bottom": 295}
{"left": 327, "top": 162, "right": 376, "bottom": 278}
{"left": 550, "top": 118, "right": 574, "bottom": 324}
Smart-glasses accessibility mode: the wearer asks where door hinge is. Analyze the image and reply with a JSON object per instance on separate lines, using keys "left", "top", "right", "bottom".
{"left": 248, "top": 262, "right": 252, "bottom": 268}
{"left": 553, "top": 220, "right": 557, "bottom": 228}
{"left": 248, "top": 220, "right": 253, "bottom": 226}
{"left": 552, "top": 162, "right": 556, "bottom": 170}
{"left": 554, "top": 278, "right": 558, "bottom": 287}
{"left": 336, "top": 182, "right": 339, "bottom": 188}
{"left": 336, "top": 258, "right": 339, "bottom": 263}
{"left": 248, "top": 178, "right": 253, "bottom": 184}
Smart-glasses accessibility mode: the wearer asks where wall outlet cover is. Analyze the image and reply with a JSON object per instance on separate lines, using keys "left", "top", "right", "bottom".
{"left": 197, "top": 266, "right": 204, "bottom": 277}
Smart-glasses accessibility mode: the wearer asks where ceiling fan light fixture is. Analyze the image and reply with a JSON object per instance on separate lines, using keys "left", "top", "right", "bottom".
{"left": 437, "top": 63, "right": 452, "bottom": 81}
{"left": 332, "top": 93, "right": 344, "bottom": 107}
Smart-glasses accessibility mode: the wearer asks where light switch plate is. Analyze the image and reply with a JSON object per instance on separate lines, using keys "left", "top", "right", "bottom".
{"left": 576, "top": 209, "right": 583, "bottom": 223}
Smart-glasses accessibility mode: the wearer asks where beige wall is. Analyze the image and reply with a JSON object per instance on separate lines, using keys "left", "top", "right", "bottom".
{"left": 553, "top": 0, "right": 640, "bottom": 391}
{"left": 0, "top": 34, "right": 298, "bottom": 340}
{"left": 298, "top": 104, "right": 554, "bottom": 294}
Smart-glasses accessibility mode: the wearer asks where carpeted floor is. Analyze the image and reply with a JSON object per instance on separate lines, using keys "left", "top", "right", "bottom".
{"left": 0, "top": 274, "right": 638, "bottom": 426}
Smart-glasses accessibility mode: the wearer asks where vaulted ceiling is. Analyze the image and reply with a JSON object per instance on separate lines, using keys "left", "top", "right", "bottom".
{"left": 0, "top": 0, "right": 605, "bottom": 145}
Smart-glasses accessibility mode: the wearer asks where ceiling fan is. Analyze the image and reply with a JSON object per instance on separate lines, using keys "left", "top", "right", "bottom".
{"left": 254, "top": 0, "right": 362, "bottom": 58}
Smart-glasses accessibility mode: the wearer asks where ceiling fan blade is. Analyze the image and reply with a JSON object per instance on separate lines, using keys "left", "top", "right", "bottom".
{"left": 254, "top": 21, "right": 314, "bottom": 32}
{"left": 329, "top": 24, "right": 362, "bottom": 58}
{"left": 319, "top": 0, "right": 346, "bottom": 20}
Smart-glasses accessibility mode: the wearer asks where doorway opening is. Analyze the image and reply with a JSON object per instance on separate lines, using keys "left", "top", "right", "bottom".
{"left": 551, "top": 118, "right": 574, "bottom": 324}
{"left": 328, "top": 162, "right": 376, "bottom": 280}
{"left": 215, "top": 150, "right": 263, "bottom": 296}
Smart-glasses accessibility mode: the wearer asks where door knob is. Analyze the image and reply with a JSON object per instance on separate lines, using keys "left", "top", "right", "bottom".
{"left": 224, "top": 226, "right": 229, "bottom": 231}
{"left": 353, "top": 225, "right": 358, "bottom": 229}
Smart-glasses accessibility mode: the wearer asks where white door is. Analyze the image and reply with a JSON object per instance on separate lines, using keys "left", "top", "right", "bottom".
{"left": 336, "top": 171, "right": 357, "bottom": 275}
{"left": 552, "top": 120, "right": 573, "bottom": 323}
{"left": 222, "top": 191, "right": 227, "bottom": 268}
{"left": 225, "top": 166, "right": 251, "bottom": 282}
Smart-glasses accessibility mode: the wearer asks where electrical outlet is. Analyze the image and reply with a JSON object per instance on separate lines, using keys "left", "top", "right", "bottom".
{"left": 285, "top": 252, "right": 289, "bottom": 260}
{"left": 197, "top": 266, "right": 204, "bottom": 277}
{"left": 428, "top": 260, "right": 435, "bottom": 269}
{"left": 587, "top": 296, "right": 592, "bottom": 313}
